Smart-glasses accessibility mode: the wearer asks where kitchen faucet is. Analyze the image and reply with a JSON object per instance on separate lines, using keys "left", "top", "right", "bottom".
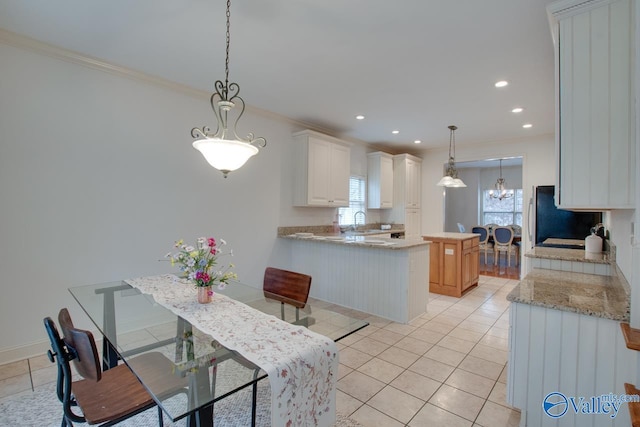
{"left": 354, "top": 211, "right": 366, "bottom": 230}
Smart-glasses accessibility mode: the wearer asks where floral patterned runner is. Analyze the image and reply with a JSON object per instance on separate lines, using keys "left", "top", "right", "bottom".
{"left": 125, "top": 274, "right": 338, "bottom": 427}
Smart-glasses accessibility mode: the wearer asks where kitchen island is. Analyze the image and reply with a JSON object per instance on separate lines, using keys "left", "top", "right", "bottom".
{"left": 279, "top": 231, "right": 430, "bottom": 323}
{"left": 506, "top": 246, "right": 634, "bottom": 427}
{"left": 422, "top": 232, "right": 480, "bottom": 297}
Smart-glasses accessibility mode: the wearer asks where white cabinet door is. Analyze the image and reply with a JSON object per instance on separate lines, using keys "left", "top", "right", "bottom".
{"left": 307, "top": 137, "right": 332, "bottom": 206}
{"left": 406, "top": 158, "right": 421, "bottom": 208}
{"left": 405, "top": 209, "right": 421, "bottom": 240}
{"left": 551, "top": 0, "right": 635, "bottom": 209}
{"left": 293, "top": 130, "right": 351, "bottom": 207}
{"left": 367, "top": 152, "right": 393, "bottom": 209}
{"left": 328, "top": 143, "right": 350, "bottom": 206}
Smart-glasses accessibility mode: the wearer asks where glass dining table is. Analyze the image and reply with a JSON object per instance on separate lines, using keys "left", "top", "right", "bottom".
{"left": 69, "top": 279, "right": 368, "bottom": 427}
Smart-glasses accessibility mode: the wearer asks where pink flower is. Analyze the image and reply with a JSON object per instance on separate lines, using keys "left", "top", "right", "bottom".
{"left": 207, "top": 290, "right": 214, "bottom": 297}
{"left": 195, "top": 271, "right": 210, "bottom": 283}
{"left": 210, "top": 248, "right": 217, "bottom": 255}
{"left": 207, "top": 237, "right": 216, "bottom": 247}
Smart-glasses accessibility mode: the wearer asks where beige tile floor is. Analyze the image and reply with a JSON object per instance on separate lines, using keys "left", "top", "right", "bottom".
{"left": 0, "top": 275, "right": 520, "bottom": 427}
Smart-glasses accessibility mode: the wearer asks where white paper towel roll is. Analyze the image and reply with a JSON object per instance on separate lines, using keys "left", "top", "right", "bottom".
{"left": 585, "top": 234, "right": 602, "bottom": 253}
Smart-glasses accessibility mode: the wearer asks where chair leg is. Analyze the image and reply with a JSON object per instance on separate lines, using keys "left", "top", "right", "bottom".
{"left": 507, "top": 248, "right": 511, "bottom": 267}
{"left": 157, "top": 406, "right": 164, "bottom": 427}
{"left": 251, "top": 370, "right": 259, "bottom": 427}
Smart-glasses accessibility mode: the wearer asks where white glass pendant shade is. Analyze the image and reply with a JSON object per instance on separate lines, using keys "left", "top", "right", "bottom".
{"left": 192, "top": 138, "right": 258, "bottom": 176}
{"left": 450, "top": 178, "right": 467, "bottom": 188}
{"left": 436, "top": 175, "right": 455, "bottom": 187}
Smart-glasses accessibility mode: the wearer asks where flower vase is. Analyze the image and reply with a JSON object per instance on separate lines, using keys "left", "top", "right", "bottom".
{"left": 197, "top": 286, "right": 212, "bottom": 304}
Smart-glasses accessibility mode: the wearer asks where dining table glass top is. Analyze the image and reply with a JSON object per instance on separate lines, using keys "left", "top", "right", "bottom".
{"left": 69, "top": 279, "right": 368, "bottom": 423}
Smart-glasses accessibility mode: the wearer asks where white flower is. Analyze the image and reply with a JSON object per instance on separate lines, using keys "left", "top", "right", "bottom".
{"left": 164, "top": 252, "right": 172, "bottom": 258}
{"left": 217, "top": 282, "right": 227, "bottom": 290}
{"left": 220, "top": 239, "right": 227, "bottom": 246}
{"left": 185, "top": 245, "right": 195, "bottom": 252}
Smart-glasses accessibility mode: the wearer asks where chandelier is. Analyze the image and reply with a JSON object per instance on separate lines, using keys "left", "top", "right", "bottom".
{"left": 489, "top": 159, "right": 513, "bottom": 200}
{"left": 436, "top": 125, "right": 466, "bottom": 188}
{"left": 190, "top": 0, "right": 266, "bottom": 178}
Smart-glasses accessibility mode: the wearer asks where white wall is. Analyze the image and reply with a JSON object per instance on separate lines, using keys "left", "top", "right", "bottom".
{"left": 0, "top": 39, "right": 376, "bottom": 362}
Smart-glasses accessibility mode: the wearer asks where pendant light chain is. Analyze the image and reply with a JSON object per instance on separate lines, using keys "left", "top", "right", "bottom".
{"left": 189, "top": 0, "right": 266, "bottom": 178}
{"left": 451, "top": 126, "right": 455, "bottom": 160}
{"left": 224, "top": 0, "right": 231, "bottom": 94}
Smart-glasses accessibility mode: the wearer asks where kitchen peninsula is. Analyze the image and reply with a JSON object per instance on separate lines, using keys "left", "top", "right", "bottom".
{"left": 278, "top": 226, "right": 430, "bottom": 323}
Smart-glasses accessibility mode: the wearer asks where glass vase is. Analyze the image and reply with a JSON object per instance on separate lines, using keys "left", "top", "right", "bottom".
{"left": 197, "top": 285, "right": 212, "bottom": 304}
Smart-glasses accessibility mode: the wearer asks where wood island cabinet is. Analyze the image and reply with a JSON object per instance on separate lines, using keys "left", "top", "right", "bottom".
{"left": 424, "top": 233, "right": 479, "bottom": 297}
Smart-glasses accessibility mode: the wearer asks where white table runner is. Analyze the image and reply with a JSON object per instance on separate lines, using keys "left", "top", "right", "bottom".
{"left": 125, "top": 274, "right": 338, "bottom": 427}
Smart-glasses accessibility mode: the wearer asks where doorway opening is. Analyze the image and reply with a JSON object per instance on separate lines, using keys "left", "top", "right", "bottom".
{"left": 443, "top": 157, "right": 523, "bottom": 279}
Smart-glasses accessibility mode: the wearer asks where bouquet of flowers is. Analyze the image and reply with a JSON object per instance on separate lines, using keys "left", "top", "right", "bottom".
{"left": 165, "top": 237, "right": 237, "bottom": 289}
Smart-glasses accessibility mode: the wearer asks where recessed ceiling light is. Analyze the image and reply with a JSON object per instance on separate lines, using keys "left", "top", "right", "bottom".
{"left": 356, "top": 115, "right": 365, "bottom": 120}
{"left": 414, "top": 140, "right": 422, "bottom": 144}
{"left": 523, "top": 123, "right": 532, "bottom": 128}
{"left": 511, "top": 107, "right": 524, "bottom": 113}
{"left": 392, "top": 130, "right": 400, "bottom": 134}
{"left": 495, "top": 80, "right": 509, "bottom": 88}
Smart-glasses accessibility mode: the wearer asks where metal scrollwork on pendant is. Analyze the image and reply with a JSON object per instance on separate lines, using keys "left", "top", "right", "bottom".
{"left": 190, "top": 80, "right": 266, "bottom": 149}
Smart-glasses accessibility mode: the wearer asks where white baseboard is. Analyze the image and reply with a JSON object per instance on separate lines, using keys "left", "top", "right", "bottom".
{"left": 0, "top": 339, "right": 51, "bottom": 365}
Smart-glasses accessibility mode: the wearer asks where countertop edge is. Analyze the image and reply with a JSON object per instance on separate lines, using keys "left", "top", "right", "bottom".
{"left": 506, "top": 268, "right": 630, "bottom": 322}
{"left": 524, "top": 247, "right": 612, "bottom": 264}
{"left": 279, "top": 234, "right": 430, "bottom": 249}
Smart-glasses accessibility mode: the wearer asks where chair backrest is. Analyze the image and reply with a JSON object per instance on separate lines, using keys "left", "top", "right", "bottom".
{"left": 493, "top": 226, "right": 514, "bottom": 245}
{"left": 509, "top": 224, "right": 522, "bottom": 235}
{"left": 58, "top": 308, "right": 101, "bottom": 382}
{"left": 457, "top": 223, "right": 466, "bottom": 233}
{"left": 471, "top": 226, "right": 489, "bottom": 243}
{"left": 263, "top": 267, "right": 312, "bottom": 309}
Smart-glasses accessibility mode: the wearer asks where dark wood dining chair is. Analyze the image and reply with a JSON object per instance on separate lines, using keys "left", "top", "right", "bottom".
{"left": 232, "top": 267, "right": 313, "bottom": 427}
{"left": 44, "top": 308, "right": 186, "bottom": 426}
{"left": 263, "top": 266, "right": 312, "bottom": 321}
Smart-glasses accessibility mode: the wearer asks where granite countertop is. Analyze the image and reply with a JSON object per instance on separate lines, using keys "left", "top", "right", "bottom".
{"left": 280, "top": 233, "right": 430, "bottom": 250}
{"left": 422, "top": 232, "right": 480, "bottom": 240}
{"left": 525, "top": 246, "right": 611, "bottom": 264}
{"left": 506, "top": 268, "right": 629, "bottom": 321}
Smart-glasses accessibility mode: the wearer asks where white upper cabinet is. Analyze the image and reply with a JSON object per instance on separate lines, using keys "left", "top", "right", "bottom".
{"left": 388, "top": 154, "right": 422, "bottom": 238}
{"left": 293, "top": 130, "right": 351, "bottom": 207}
{"left": 393, "top": 154, "right": 422, "bottom": 209}
{"left": 549, "top": 0, "right": 636, "bottom": 209}
{"left": 367, "top": 151, "right": 393, "bottom": 209}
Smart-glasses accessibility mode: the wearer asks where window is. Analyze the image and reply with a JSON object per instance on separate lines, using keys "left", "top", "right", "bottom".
{"left": 338, "top": 176, "right": 366, "bottom": 225}
{"left": 482, "top": 189, "right": 523, "bottom": 226}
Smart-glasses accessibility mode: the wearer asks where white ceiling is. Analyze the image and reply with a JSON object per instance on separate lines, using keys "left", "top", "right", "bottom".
{"left": 0, "top": 0, "right": 556, "bottom": 151}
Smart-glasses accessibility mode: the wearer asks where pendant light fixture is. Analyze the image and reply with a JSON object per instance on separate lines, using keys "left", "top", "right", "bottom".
{"left": 436, "top": 125, "right": 466, "bottom": 188}
{"left": 190, "top": 0, "right": 266, "bottom": 178}
{"left": 489, "top": 159, "right": 513, "bottom": 200}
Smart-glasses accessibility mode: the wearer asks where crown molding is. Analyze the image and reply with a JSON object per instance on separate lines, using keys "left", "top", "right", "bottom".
{"left": 0, "top": 28, "right": 340, "bottom": 137}
{"left": 0, "top": 28, "right": 208, "bottom": 99}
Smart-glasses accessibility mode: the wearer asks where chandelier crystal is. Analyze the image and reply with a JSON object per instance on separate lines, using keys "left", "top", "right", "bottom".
{"left": 489, "top": 159, "right": 513, "bottom": 200}
{"left": 436, "top": 125, "right": 466, "bottom": 188}
{"left": 190, "top": 0, "right": 266, "bottom": 178}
